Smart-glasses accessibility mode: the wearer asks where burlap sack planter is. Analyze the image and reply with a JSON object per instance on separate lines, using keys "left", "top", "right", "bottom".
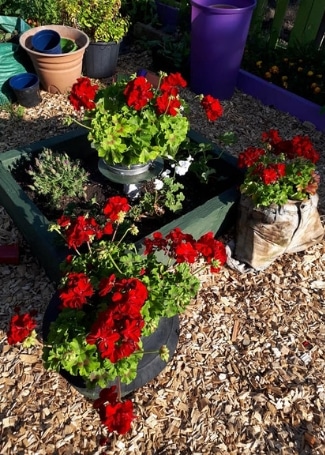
{"left": 234, "top": 194, "right": 324, "bottom": 270}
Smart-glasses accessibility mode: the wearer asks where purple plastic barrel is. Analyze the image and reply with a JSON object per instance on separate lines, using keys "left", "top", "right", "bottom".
{"left": 190, "top": 0, "right": 256, "bottom": 99}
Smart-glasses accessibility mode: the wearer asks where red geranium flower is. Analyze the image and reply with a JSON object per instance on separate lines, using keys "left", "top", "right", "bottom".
{"left": 103, "top": 196, "right": 130, "bottom": 222}
{"left": 174, "top": 242, "right": 198, "bottom": 263}
{"left": 156, "top": 92, "right": 181, "bottom": 116}
{"left": 262, "top": 167, "right": 279, "bottom": 185}
{"left": 160, "top": 72, "right": 187, "bottom": 91}
{"left": 201, "top": 94, "right": 223, "bottom": 121}
{"left": 101, "top": 400, "right": 135, "bottom": 434}
{"left": 69, "top": 77, "right": 98, "bottom": 111}
{"left": 196, "top": 233, "right": 227, "bottom": 269}
{"left": 59, "top": 272, "right": 94, "bottom": 309}
{"left": 143, "top": 231, "right": 167, "bottom": 254}
{"left": 94, "top": 386, "right": 136, "bottom": 435}
{"left": 238, "top": 147, "right": 266, "bottom": 168}
{"left": 123, "top": 76, "right": 154, "bottom": 110}
{"left": 98, "top": 274, "right": 116, "bottom": 297}
{"left": 62, "top": 215, "right": 101, "bottom": 249}
{"left": 7, "top": 308, "right": 37, "bottom": 345}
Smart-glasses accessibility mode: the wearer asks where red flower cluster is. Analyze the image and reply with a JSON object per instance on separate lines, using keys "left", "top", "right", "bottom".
{"left": 103, "top": 196, "right": 130, "bottom": 222}
{"left": 93, "top": 386, "right": 136, "bottom": 435}
{"left": 57, "top": 215, "right": 103, "bottom": 250}
{"left": 7, "top": 307, "right": 37, "bottom": 345}
{"left": 57, "top": 196, "right": 130, "bottom": 250}
{"left": 69, "top": 77, "right": 98, "bottom": 111}
{"left": 238, "top": 129, "right": 320, "bottom": 187}
{"left": 237, "top": 146, "right": 265, "bottom": 169}
{"left": 123, "top": 76, "right": 154, "bottom": 110}
{"left": 144, "top": 228, "right": 227, "bottom": 273}
{"left": 261, "top": 129, "right": 320, "bottom": 163}
{"left": 123, "top": 72, "right": 187, "bottom": 117}
{"left": 59, "top": 272, "right": 94, "bottom": 309}
{"left": 200, "top": 94, "right": 223, "bottom": 122}
{"left": 86, "top": 276, "right": 147, "bottom": 363}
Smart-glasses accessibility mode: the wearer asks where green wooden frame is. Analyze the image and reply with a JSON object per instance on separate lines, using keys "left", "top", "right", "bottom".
{"left": 249, "top": 0, "right": 325, "bottom": 48}
{"left": 0, "top": 128, "right": 241, "bottom": 283}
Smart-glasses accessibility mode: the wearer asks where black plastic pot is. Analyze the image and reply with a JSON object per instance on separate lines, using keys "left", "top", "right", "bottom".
{"left": 42, "top": 292, "right": 180, "bottom": 399}
{"left": 9, "top": 72, "right": 42, "bottom": 107}
{"left": 82, "top": 41, "right": 120, "bottom": 79}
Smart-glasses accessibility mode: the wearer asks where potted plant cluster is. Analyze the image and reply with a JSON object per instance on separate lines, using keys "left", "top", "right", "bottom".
{"left": 7, "top": 193, "right": 227, "bottom": 438}
{"left": 67, "top": 71, "right": 224, "bottom": 167}
{"left": 234, "top": 128, "right": 324, "bottom": 270}
{"left": 58, "top": 0, "right": 129, "bottom": 78}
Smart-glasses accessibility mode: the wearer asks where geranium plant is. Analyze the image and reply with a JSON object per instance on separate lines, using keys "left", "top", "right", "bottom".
{"left": 237, "top": 129, "right": 320, "bottom": 207}
{"left": 7, "top": 195, "right": 227, "bottom": 436}
{"left": 67, "top": 71, "right": 223, "bottom": 166}
{"left": 43, "top": 196, "right": 226, "bottom": 386}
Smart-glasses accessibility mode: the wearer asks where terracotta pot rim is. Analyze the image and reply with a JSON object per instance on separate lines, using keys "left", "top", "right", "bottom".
{"left": 19, "top": 25, "right": 89, "bottom": 57}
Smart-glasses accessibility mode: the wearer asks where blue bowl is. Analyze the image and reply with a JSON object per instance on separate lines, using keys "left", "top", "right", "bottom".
{"left": 32, "top": 29, "right": 61, "bottom": 54}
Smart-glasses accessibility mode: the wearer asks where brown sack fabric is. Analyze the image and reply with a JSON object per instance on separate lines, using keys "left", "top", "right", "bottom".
{"left": 234, "top": 195, "right": 324, "bottom": 270}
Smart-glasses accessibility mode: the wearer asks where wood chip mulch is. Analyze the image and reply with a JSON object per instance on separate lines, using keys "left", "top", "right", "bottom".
{"left": 0, "top": 48, "right": 324, "bottom": 454}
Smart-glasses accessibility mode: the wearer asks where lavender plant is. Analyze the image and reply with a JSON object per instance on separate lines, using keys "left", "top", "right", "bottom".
{"left": 27, "top": 148, "right": 89, "bottom": 209}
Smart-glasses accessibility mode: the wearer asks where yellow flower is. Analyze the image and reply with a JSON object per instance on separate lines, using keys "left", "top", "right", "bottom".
{"left": 297, "top": 67, "right": 304, "bottom": 72}
{"left": 282, "top": 75, "right": 288, "bottom": 81}
{"left": 289, "top": 62, "right": 295, "bottom": 67}
{"left": 270, "top": 65, "right": 279, "bottom": 74}
{"left": 265, "top": 72, "right": 272, "bottom": 79}
{"left": 307, "top": 71, "right": 314, "bottom": 77}
{"left": 311, "top": 82, "right": 317, "bottom": 89}
{"left": 283, "top": 57, "right": 289, "bottom": 63}
{"left": 314, "top": 86, "right": 321, "bottom": 94}
{"left": 282, "top": 81, "right": 288, "bottom": 89}
{"left": 316, "top": 74, "right": 323, "bottom": 79}
{"left": 256, "top": 60, "right": 263, "bottom": 68}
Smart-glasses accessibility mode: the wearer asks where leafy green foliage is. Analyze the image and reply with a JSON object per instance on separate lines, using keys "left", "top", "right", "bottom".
{"left": 0, "top": 0, "right": 61, "bottom": 25}
{"left": 130, "top": 176, "right": 185, "bottom": 218}
{"left": 58, "top": 0, "right": 129, "bottom": 42}
{"left": 27, "top": 148, "right": 89, "bottom": 209}
{"left": 242, "top": 155, "right": 318, "bottom": 207}
{"left": 1, "top": 103, "right": 24, "bottom": 119}
{"left": 87, "top": 78, "right": 189, "bottom": 166}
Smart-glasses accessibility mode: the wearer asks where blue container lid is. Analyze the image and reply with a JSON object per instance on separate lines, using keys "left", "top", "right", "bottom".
{"left": 9, "top": 73, "right": 39, "bottom": 91}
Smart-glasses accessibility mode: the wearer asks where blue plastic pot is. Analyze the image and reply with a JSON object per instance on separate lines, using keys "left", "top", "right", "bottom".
{"left": 9, "top": 73, "right": 42, "bottom": 107}
{"left": 190, "top": 0, "right": 256, "bottom": 99}
{"left": 32, "top": 29, "right": 61, "bottom": 54}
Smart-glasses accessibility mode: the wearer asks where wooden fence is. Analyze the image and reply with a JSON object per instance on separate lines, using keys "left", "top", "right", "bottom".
{"left": 249, "top": 0, "right": 325, "bottom": 49}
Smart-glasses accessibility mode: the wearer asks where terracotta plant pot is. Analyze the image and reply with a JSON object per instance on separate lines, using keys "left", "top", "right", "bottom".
{"left": 19, "top": 25, "right": 89, "bottom": 94}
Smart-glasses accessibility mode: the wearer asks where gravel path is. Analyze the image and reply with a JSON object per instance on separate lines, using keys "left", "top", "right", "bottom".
{"left": 0, "top": 48, "right": 324, "bottom": 455}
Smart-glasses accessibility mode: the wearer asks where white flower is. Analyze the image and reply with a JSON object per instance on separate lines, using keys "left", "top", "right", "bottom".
{"left": 174, "top": 155, "right": 194, "bottom": 176}
{"left": 154, "top": 179, "right": 164, "bottom": 190}
{"left": 161, "top": 169, "right": 171, "bottom": 178}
